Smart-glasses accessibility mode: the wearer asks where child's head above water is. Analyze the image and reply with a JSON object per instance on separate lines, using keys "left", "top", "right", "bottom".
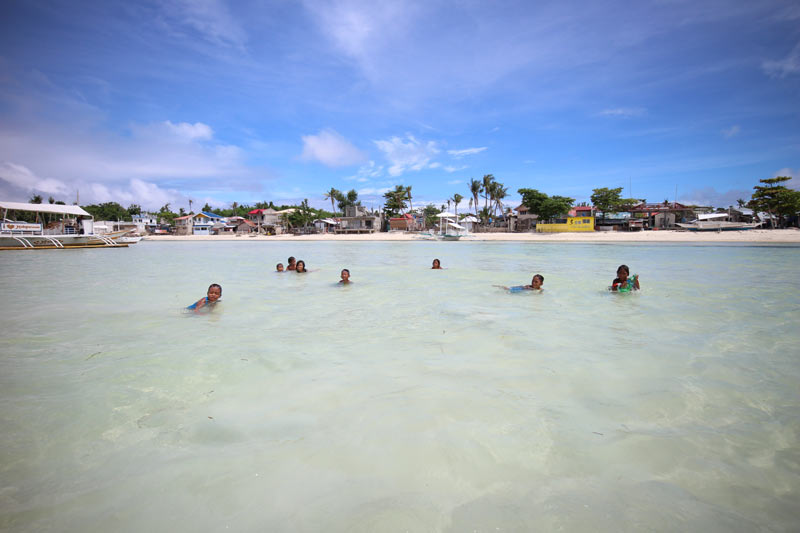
{"left": 531, "top": 274, "right": 544, "bottom": 290}
{"left": 295, "top": 260, "right": 306, "bottom": 272}
{"left": 616, "top": 264, "right": 630, "bottom": 280}
{"left": 207, "top": 283, "right": 222, "bottom": 302}
{"left": 340, "top": 268, "right": 350, "bottom": 282}
{"left": 276, "top": 263, "right": 284, "bottom": 272}
{"left": 432, "top": 258, "right": 441, "bottom": 269}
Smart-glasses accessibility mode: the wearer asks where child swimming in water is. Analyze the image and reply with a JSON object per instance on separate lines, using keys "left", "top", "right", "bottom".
{"left": 339, "top": 269, "right": 351, "bottom": 284}
{"left": 188, "top": 283, "right": 222, "bottom": 311}
{"left": 497, "top": 274, "right": 544, "bottom": 292}
{"left": 295, "top": 260, "right": 307, "bottom": 273}
{"left": 276, "top": 263, "right": 284, "bottom": 272}
{"left": 287, "top": 257, "right": 297, "bottom": 271}
{"left": 611, "top": 265, "right": 640, "bottom": 292}
{"left": 432, "top": 258, "right": 442, "bottom": 269}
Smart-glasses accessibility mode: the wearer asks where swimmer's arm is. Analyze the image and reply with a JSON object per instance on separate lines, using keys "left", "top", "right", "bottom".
{"left": 633, "top": 276, "right": 640, "bottom": 290}
{"left": 493, "top": 285, "right": 509, "bottom": 290}
{"left": 192, "top": 297, "right": 207, "bottom": 311}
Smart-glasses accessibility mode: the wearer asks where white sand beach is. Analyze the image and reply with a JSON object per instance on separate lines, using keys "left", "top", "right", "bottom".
{"left": 145, "top": 229, "right": 800, "bottom": 243}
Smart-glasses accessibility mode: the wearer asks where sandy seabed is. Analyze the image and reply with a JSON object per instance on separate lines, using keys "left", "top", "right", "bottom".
{"left": 144, "top": 229, "right": 800, "bottom": 243}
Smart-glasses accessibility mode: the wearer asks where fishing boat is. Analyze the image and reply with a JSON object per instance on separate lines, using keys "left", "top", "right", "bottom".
{"left": 435, "top": 212, "right": 469, "bottom": 240}
{"left": 0, "top": 201, "right": 129, "bottom": 249}
{"left": 676, "top": 212, "right": 763, "bottom": 231}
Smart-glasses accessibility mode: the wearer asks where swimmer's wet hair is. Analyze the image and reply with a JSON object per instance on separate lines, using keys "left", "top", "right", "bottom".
{"left": 342, "top": 269, "right": 350, "bottom": 274}
{"left": 208, "top": 283, "right": 222, "bottom": 294}
{"left": 533, "top": 274, "right": 544, "bottom": 283}
{"left": 276, "top": 263, "right": 283, "bottom": 268}
{"left": 288, "top": 256, "right": 295, "bottom": 262}
{"left": 617, "top": 264, "right": 629, "bottom": 275}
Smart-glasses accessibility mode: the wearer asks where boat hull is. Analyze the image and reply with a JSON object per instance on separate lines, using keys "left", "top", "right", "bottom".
{"left": 0, "top": 233, "right": 129, "bottom": 249}
{"left": 676, "top": 222, "right": 762, "bottom": 231}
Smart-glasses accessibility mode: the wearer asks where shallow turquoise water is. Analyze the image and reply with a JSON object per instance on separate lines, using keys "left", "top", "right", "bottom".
{"left": 1, "top": 241, "right": 799, "bottom": 531}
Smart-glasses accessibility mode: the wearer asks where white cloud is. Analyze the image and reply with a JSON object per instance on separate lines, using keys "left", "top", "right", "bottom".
{"left": 345, "top": 160, "right": 384, "bottom": 181}
{"left": 161, "top": 0, "right": 247, "bottom": 48}
{"left": 598, "top": 107, "right": 646, "bottom": 118}
{"left": 763, "top": 42, "right": 800, "bottom": 78}
{"left": 373, "top": 134, "right": 439, "bottom": 176}
{"left": 301, "top": 129, "right": 366, "bottom": 167}
{"left": 357, "top": 187, "right": 391, "bottom": 196}
{"left": 681, "top": 186, "right": 753, "bottom": 208}
{"left": 443, "top": 165, "right": 467, "bottom": 173}
{"left": 447, "top": 179, "right": 462, "bottom": 185}
{"left": 722, "top": 125, "right": 741, "bottom": 139}
{"left": 0, "top": 161, "right": 69, "bottom": 195}
{"left": 447, "top": 147, "right": 487, "bottom": 158}
{"left": 165, "top": 121, "right": 214, "bottom": 141}
{"left": 131, "top": 120, "right": 214, "bottom": 143}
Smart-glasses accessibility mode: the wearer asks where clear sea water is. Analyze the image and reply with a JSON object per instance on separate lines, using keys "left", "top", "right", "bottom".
{"left": 1, "top": 241, "right": 799, "bottom": 532}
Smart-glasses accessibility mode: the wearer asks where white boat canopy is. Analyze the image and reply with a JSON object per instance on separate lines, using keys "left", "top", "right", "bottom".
{"left": 447, "top": 222, "right": 466, "bottom": 230}
{"left": 435, "top": 212, "right": 457, "bottom": 218}
{"left": 696, "top": 212, "right": 731, "bottom": 220}
{"left": 0, "top": 201, "right": 91, "bottom": 217}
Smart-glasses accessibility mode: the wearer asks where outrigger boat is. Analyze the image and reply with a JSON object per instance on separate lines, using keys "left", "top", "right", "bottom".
{"left": 676, "top": 212, "right": 763, "bottom": 232}
{"left": 0, "top": 201, "right": 130, "bottom": 250}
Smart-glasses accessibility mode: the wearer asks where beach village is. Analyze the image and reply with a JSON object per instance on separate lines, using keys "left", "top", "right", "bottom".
{"left": 1, "top": 176, "right": 799, "bottom": 248}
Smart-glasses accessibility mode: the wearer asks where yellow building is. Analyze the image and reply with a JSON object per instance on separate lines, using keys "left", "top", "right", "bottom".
{"left": 535, "top": 216, "right": 595, "bottom": 233}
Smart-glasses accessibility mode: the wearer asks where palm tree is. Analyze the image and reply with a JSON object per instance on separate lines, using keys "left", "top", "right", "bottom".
{"left": 324, "top": 187, "right": 341, "bottom": 216}
{"left": 493, "top": 184, "right": 508, "bottom": 216}
{"left": 452, "top": 193, "right": 463, "bottom": 216}
{"left": 447, "top": 199, "right": 451, "bottom": 212}
{"left": 405, "top": 185, "right": 414, "bottom": 215}
{"left": 482, "top": 174, "right": 495, "bottom": 212}
{"left": 468, "top": 178, "right": 482, "bottom": 220}
{"left": 189, "top": 199, "right": 193, "bottom": 214}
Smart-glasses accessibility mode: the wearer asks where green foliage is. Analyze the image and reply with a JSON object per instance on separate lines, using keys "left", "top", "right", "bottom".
{"left": 336, "top": 189, "right": 360, "bottom": 212}
{"left": 83, "top": 202, "right": 131, "bottom": 221}
{"left": 383, "top": 185, "right": 408, "bottom": 218}
{"left": 202, "top": 203, "right": 213, "bottom": 212}
{"left": 518, "top": 188, "right": 574, "bottom": 221}
{"left": 748, "top": 176, "right": 800, "bottom": 227}
{"left": 29, "top": 195, "right": 43, "bottom": 204}
{"left": 422, "top": 203, "right": 442, "bottom": 228}
{"left": 127, "top": 204, "right": 142, "bottom": 216}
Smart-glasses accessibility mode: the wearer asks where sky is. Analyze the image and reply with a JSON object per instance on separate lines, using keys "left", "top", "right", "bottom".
{"left": 0, "top": 0, "right": 798, "bottom": 213}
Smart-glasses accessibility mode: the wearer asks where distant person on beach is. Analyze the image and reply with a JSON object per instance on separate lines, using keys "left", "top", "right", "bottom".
{"left": 276, "top": 263, "right": 284, "bottom": 272}
{"left": 496, "top": 274, "right": 544, "bottom": 292}
{"left": 432, "top": 259, "right": 442, "bottom": 269}
{"left": 188, "top": 283, "right": 222, "bottom": 311}
{"left": 611, "top": 265, "right": 640, "bottom": 292}
{"left": 339, "top": 269, "right": 351, "bottom": 284}
{"left": 295, "top": 260, "right": 307, "bottom": 273}
{"left": 287, "top": 257, "right": 297, "bottom": 271}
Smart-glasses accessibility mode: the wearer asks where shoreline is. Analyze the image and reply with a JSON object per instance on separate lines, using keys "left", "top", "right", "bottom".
{"left": 143, "top": 229, "right": 800, "bottom": 243}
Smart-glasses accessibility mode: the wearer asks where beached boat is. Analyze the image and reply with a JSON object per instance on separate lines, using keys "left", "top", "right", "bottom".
{"left": 676, "top": 213, "right": 763, "bottom": 231}
{"left": 0, "top": 201, "right": 129, "bottom": 249}
{"left": 435, "top": 213, "right": 469, "bottom": 240}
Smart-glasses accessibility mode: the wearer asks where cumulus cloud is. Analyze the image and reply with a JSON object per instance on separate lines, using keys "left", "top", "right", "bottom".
{"left": 447, "top": 179, "right": 462, "bottom": 185}
{"left": 447, "top": 147, "right": 487, "bottom": 158}
{"left": 598, "top": 107, "right": 646, "bottom": 118}
{"left": 762, "top": 42, "right": 800, "bottom": 78}
{"left": 722, "top": 125, "right": 741, "bottom": 138}
{"left": 357, "top": 187, "right": 391, "bottom": 196}
{"left": 0, "top": 161, "right": 69, "bottom": 195}
{"left": 301, "top": 129, "right": 366, "bottom": 167}
{"left": 373, "top": 134, "right": 439, "bottom": 176}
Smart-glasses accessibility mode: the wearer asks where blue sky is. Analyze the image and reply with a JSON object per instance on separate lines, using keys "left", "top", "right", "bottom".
{"left": 0, "top": 0, "right": 798, "bottom": 212}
